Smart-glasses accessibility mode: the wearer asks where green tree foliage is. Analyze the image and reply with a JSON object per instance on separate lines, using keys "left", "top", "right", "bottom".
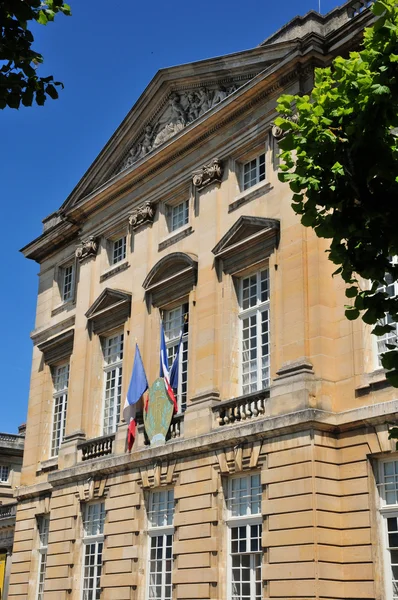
{"left": 275, "top": 0, "right": 398, "bottom": 391}
{"left": 0, "top": 0, "right": 71, "bottom": 109}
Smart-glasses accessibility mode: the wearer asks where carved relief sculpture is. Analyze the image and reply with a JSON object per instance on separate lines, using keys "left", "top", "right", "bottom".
{"left": 192, "top": 158, "right": 223, "bottom": 191}
{"left": 129, "top": 200, "right": 155, "bottom": 230}
{"left": 75, "top": 236, "right": 98, "bottom": 262}
{"left": 119, "top": 82, "right": 243, "bottom": 172}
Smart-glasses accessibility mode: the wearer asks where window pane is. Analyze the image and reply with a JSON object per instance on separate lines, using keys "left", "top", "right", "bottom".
{"left": 164, "top": 304, "right": 189, "bottom": 413}
{"left": 171, "top": 200, "right": 189, "bottom": 231}
{"left": 62, "top": 264, "right": 74, "bottom": 302}
{"left": 112, "top": 236, "right": 126, "bottom": 264}
{"left": 243, "top": 152, "right": 266, "bottom": 191}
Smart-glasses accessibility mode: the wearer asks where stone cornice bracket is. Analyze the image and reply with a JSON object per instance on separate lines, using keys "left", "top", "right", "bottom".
{"left": 215, "top": 440, "right": 263, "bottom": 475}
{"left": 192, "top": 158, "right": 223, "bottom": 191}
{"left": 75, "top": 235, "right": 98, "bottom": 262}
{"left": 138, "top": 460, "right": 178, "bottom": 489}
{"left": 129, "top": 201, "right": 155, "bottom": 230}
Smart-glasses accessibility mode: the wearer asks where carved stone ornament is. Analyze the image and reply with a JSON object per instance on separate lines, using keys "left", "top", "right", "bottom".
{"left": 119, "top": 83, "right": 241, "bottom": 172}
{"left": 129, "top": 200, "right": 155, "bottom": 230}
{"left": 271, "top": 113, "right": 299, "bottom": 140}
{"left": 75, "top": 236, "right": 98, "bottom": 262}
{"left": 192, "top": 158, "right": 223, "bottom": 191}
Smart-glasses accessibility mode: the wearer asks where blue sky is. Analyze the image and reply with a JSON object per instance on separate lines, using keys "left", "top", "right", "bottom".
{"left": 1, "top": 0, "right": 343, "bottom": 433}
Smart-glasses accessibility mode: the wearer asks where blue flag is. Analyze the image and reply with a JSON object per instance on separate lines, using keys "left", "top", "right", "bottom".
{"left": 123, "top": 344, "right": 148, "bottom": 450}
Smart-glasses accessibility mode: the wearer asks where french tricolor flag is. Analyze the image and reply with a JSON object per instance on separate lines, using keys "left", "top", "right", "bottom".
{"left": 159, "top": 322, "right": 182, "bottom": 414}
{"left": 123, "top": 344, "right": 148, "bottom": 451}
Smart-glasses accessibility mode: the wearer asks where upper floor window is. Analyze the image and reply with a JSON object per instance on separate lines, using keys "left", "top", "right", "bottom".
{"left": 51, "top": 363, "right": 69, "bottom": 457}
{"left": 102, "top": 333, "right": 124, "bottom": 435}
{"left": 227, "top": 474, "right": 262, "bottom": 600}
{"left": 239, "top": 268, "right": 270, "bottom": 394}
{"left": 376, "top": 256, "right": 398, "bottom": 366}
{"left": 61, "top": 263, "right": 75, "bottom": 303}
{"left": 243, "top": 152, "right": 266, "bottom": 191}
{"left": 148, "top": 490, "right": 174, "bottom": 600}
{"left": 82, "top": 502, "right": 105, "bottom": 600}
{"left": 112, "top": 236, "right": 127, "bottom": 265}
{"left": 170, "top": 199, "right": 189, "bottom": 232}
{"left": 37, "top": 515, "right": 50, "bottom": 600}
{"left": 0, "top": 465, "right": 9, "bottom": 482}
{"left": 164, "top": 303, "right": 189, "bottom": 412}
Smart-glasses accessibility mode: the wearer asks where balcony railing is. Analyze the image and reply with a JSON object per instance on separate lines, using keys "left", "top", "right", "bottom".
{"left": 0, "top": 503, "right": 17, "bottom": 520}
{"left": 213, "top": 389, "right": 270, "bottom": 427}
{"left": 79, "top": 433, "right": 115, "bottom": 461}
{"left": 167, "top": 413, "right": 184, "bottom": 441}
{"left": 347, "top": 0, "right": 373, "bottom": 18}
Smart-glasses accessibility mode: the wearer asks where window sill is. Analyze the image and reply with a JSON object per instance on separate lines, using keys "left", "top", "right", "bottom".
{"left": 100, "top": 260, "right": 130, "bottom": 283}
{"left": 229, "top": 181, "right": 272, "bottom": 213}
{"left": 158, "top": 225, "right": 193, "bottom": 252}
{"left": 51, "top": 300, "right": 75, "bottom": 317}
{"left": 37, "top": 456, "right": 59, "bottom": 474}
{"left": 356, "top": 368, "right": 391, "bottom": 397}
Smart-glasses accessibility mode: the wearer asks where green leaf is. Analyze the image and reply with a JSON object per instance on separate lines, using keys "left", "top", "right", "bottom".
{"left": 345, "top": 286, "right": 358, "bottom": 298}
{"left": 345, "top": 307, "right": 360, "bottom": 320}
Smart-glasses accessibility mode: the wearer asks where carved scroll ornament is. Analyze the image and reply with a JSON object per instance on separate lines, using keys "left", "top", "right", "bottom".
{"left": 129, "top": 201, "right": 155, "bottom": 230}
{"left": 192, "top": 158, "right": 223, "bottom": 191}
{"left": 120, "top": 83, "right": 240, "bottom": 172}
{"left": 75, "top": 236, "right": 98, "bottom": 262}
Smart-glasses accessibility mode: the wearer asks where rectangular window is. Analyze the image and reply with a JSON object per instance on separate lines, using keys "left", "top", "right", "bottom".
{"left": 51, "top": 364, "right": 69, "bottom": 457}
{"left": 227, "top": 475, "right": 262, "bottom": 600}
{"left": 147, "top": 490, "right": 174, "bottom": 600}
{"left": 0, "top": 466, "right": 9, "bottom": 483}
{"left": 243, "top": 153, "right": 266, "bottom": 191}
{"left": 171, "top": 200, "right": 189, "bottom": 232}
{"left": 37, "top": 515, "right": 50, "bottom": 600}
{"left": 82, "top": 502, "right": 105, "bottom": 600}
{"left": 239, "top": 269, "right": 270, "bottom": 394}
{"left": 164, "top": 303, "right": 189, "bottom": 412}
{"left": 376, "top": 257, "right": 398, "bottom": 366}
{"left": 112, "top": 236, "right": 127, "bottom": 265}
{"left": 61, "top": 264, "right": 75, "bottom": 303}
{"left": 102, "top": 333, "right": 124, "bottom": 435}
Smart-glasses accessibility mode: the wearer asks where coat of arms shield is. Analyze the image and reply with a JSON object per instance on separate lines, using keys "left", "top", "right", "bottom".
{"left": 144, "top": 377, "right": 174, "bottom": 446}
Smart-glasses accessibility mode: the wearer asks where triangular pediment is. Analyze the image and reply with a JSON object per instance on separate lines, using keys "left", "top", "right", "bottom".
{"left": 85, "top": 288, "right": 131, "bottom": 320}
{"left": 212, "top": 216, "right": 280, "bottom": 275}
{"left": 59, "top": 40, "right": 299, "bottom": 212}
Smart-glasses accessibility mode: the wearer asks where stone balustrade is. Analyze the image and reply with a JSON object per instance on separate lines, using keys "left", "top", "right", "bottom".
{"left": 347, "top": 0, "right": 373, "bottom": 18}
{"left": 214, "top": 389, "right": 270, "bottom": 427}
{"left": 0, "top": 503, "right": 17, "bottom": 520}
{"left": 79, "top": 434, "right": 115, "bottom": 461}
{"left": 168, "top": 414, "right": 183, "bottom": 440}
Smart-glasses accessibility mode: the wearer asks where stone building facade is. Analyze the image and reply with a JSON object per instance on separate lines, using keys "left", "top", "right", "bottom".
{"left": 0, "top": 428, "right": 25, "bottom": 600}
{"left": 9, "top": 1, "right": 398, "bottom": 599}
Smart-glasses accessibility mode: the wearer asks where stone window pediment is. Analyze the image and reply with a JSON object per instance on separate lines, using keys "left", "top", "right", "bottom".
{"left": 34, "top": 317, "right": 75, "bottom": 365}
{"left": 85, "top": 288, "right": 131, "bottom": 334}
{"left": 143, "top": 252, "right": 198, "bottom": 307}
{"left": 212, "top": 216, "right": 280, "bottom": 275}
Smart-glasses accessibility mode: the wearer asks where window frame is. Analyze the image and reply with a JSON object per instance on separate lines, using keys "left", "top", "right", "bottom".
{"left": 169, "top": 199, "right": 189, "bottom": 233}
{"left": 146, "top": 489, "right": 175, "bottom": 600}
{"left": 101, "top": 332, "right": 124, "bottom": 436}
{"left": 81, "top": 502, "right": 105, "bottom": 600}
{"left": 60, "top": 262, "right": 75, "bottom": 304}
{"left": 0, "top": 466, "right": 9, "bottom": 483}
{"left": 226, "top": 474, "right": 263, "bottom": 600}
{"left": 163, "top": 302, "right": 189, "bottom": 413}
{"left": 50, "top": 363, "right": 69, "bottom": 457}
{"left": 37, "top": 515, "right": 50, "bottom": 600}
{"left": 111, "top": 235, "right": 127, "bottom": 266}
{"left": 242, "top": 152, "right": 266, "bottom": 192}
{"left": 238, "top": 268, "right": 270, "bottom": 395}
{"left": 374, "top": 256, "right": 398, "bottom": 369}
